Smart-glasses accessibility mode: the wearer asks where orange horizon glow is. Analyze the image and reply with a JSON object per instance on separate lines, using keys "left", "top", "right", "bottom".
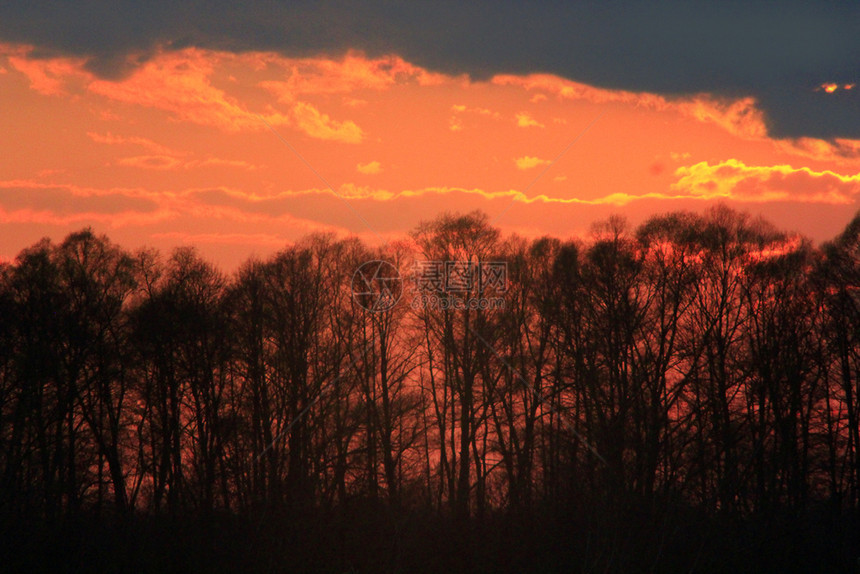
{"left": 1, "top": 43, "right": 859, "bottom": 270}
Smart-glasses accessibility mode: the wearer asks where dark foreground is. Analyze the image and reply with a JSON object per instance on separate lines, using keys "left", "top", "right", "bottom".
{"left": 2, "top": 504, "right": 857, "bottom": 574}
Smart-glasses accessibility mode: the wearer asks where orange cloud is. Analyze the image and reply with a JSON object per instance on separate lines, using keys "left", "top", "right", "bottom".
{"left": 5, "top": 47, "right": 392, "bottom": 138}
{"left": 674, "top": 96, "right": 767, "bottom": 139}
{"left": 448, "top": 104, "right": 502, "bottom": 132}
{"left": 515, "top": 112, "right": 544, "bottom": 128}
{"left": 385, "top": 186, "right": 695, "bottom": 207}
{"left": 87, "top": 132, "right": 178, "bottom": 155}
{"left": 515, "top": 156, "right": 551, "bottom": 170}
{"left": 88, "top": 132, "right": 260, "bottom": 170}
{"left": 496, "top": 72, "right": 860, "bottom": 163}
{"left": 672, "top": 159, "right": 860, "bottom": 203}
{"left": 337, "top": 183, "right": 392, "bottom": 199}
{"left": 291, "top": 100, "right": 363, "bottom": 143}
{"left": 7, "top": 172, "right": 821, "bottom": 231}
{"left": 777, "top": 137, "right": 860, "bottom": 162}
{"left": 258, "top": 52, "right": 448, "bottom": 101}
{"left": 117, "top": 155, "right": 184, "bottom": 170}
{"left": 185, "top": 158, "right": 259, "bottom": 170}
{"left": 357, "top": 161, "right": 382, "bottom": 174}
{"left": 0, "top": 179, "right": 161, "bottom": 200}
{"left": 150, "top": 231, "right": 292, "bottom": 247}
{"left": 0, "top": 179, "right": 173, "bottom": 227}
{"left": 243, "top": 184, "right": 693, "bottom": 207}
{"left": 0, "top": 207, "right": 171, "bottom": 228}
{"left": 114, "top": 155, "right": 257, "bottom": 171}
{"left": 495, "top": 74, "right": 767, "bottom": 139}
{"left": 451, "top": 104, "right": 500, "bottom": 118}
{"left": 7, "top": 52, "right": 88, "bottom": 95}
{"left": 87, "top": 49, "right": 289, "bottom": 131}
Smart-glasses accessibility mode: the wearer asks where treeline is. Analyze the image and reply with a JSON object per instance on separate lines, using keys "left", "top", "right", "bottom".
{"left": 0, "top": 206, "right": 858, "bottom": 572}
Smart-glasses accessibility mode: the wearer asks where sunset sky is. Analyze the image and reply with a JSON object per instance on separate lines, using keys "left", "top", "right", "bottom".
{"left": 1, "top": 1, "right": 859, "bottom": 269}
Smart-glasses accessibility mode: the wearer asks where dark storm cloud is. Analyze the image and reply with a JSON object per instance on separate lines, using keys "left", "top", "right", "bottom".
{"left": 1, "top": 0, "right": 858, "bottom": 138}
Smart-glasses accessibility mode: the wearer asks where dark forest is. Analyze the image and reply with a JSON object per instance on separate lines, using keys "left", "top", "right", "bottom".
{"left": 1, "top": 206, "right": 858, "bottom": 573}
